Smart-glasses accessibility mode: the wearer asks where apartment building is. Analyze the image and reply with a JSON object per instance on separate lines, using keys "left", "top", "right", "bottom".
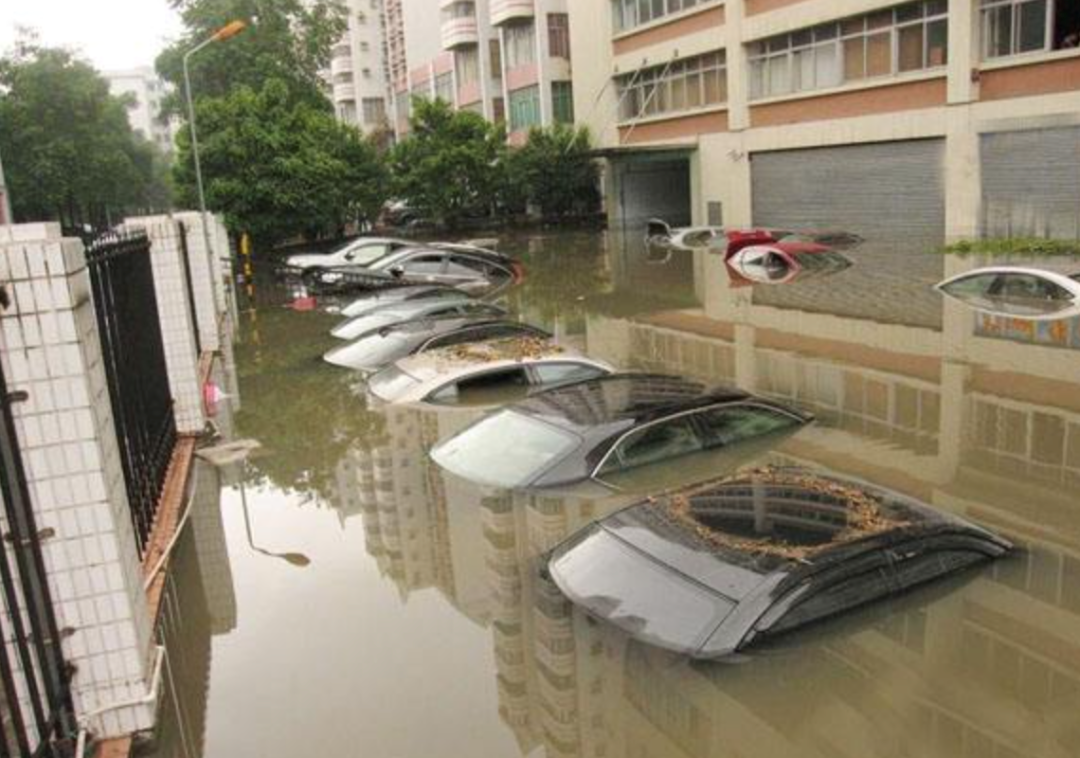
{"left": 104, "top": 67, "right": 181, "bottom": 153}
{"left": 331, "top": 0, "right": 577, "bottom": 140}
{"left": 330, "top": 0, "right": 392, "bottom": 134}
{"left": 570, "top": 0, "right": 1080, "bottom": 240}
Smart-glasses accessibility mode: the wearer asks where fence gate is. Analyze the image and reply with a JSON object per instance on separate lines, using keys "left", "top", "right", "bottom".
{"left": 0, "top": 286, "right": 77, "bottom": 757}
{"left": 85, "top": 230, "right": 177, "bottom": 556}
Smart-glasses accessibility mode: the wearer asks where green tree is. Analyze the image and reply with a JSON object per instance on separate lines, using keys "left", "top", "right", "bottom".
{"left": 508, "top": 125, "right": 600, "bottom": 219}
{"left": 173, "top": 78, "right": 388, "bottom": 246}
{"left": 388, "top": 99, "right": 507, "bottom": 229}
{"left": 156, "top": 0, "right": 346, "bottom": 114}
{"left": 0, "top": 38, "right": 170, "bottom": 226}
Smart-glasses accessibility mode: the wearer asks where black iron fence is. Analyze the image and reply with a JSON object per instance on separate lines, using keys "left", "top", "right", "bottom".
{"left": 85, "top": 230, "right": 177, "bottom": 556}
{"left": 0, "top": 286, "right": 77, "bottom": 757}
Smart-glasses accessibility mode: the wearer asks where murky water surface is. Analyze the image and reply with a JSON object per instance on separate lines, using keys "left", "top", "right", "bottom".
{"left": 146, "top": 229, "right": 1080, "bottom": 758}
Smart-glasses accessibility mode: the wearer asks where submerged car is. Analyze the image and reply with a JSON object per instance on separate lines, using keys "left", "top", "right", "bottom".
{"left": 313, "top": 245, "right": 523, "bottom": 296}
{"left": 284, "top": 237, "right": 413, "bottom": 273}
{"left": 726, "top": 243, "right": 852, "bottom": 285}
{"left": 936, "top": 266, "right": 1080, "bottom": 321}
{"left": 331, "top": 299, "right": 507, "bottom": 341}
{"left": 368, "top": 338, "right": 612, "bottom": 405}
{"left": 337, "top": 284, "right": 468, "bottom": 319}
{"left": 430, "top": 374, "right": 812, "bottom": 490}
{"left": 324, "top": 319, "right": 551, "bottom": 372}
{"left": 646, "top": 219, "right": 863, "bottom": 259}
{"left": 547, "top": 466, "right": 1011, "bottom": 659}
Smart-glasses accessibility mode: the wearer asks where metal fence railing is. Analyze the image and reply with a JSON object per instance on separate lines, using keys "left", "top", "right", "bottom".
{"left": 85, "top": 230, "right": 178, "bottom": 555}
{"left": 0, "top": 285, "right": 77, "bottom": 757}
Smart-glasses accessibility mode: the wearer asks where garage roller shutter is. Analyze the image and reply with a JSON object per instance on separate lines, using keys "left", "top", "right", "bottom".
{"left": 981, "top": 127, "right": 1080, "bottom": 240}
{"left": 751, "top": 139, "right": 946, "bottom": 244}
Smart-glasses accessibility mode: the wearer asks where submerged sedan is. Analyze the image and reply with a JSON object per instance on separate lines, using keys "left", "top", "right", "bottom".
{"left": 430, "top": 374, "right": 812, "bottom": 489}
{"left": 330, "top": 299, "right": 507, "bottom": 341}
{"left": 646, "top": 218, "right": 863, "bottom": 258}
{"left": 368, "top": 339, "right": 612, "bottom": 405}
{"left": 324, "top": 319, "right": 551, "bottom": 372}
{"left": 936, "top": 266, "right": 1080, "bottom": 320}
{"left": 726, "top": 243, "right": 852, "bottom": 285}
{"left": 547, "top": 466, "right": 1011, "bottom": 659}
{"left": 336, "top": 284, "right": 467, "bottom": 319}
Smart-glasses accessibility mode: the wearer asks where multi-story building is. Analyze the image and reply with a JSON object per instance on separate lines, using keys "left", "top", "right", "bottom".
{"left": 438, "top": 0, "right": 576, "bottom": 142}
{"left": 343, "top": 0, "right": 576, "bottom": 140}
{"left": 104, "top": 67, "right": 181, "bottom": 153}
{"left": 570, "top": 0, "right": 1080, "bottom": 240}
{"left": 330, "top": 0, "right": 392, "bottom": 134}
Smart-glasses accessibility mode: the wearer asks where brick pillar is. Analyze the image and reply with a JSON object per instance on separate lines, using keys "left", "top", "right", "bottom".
{"left": 0, "top": 223, "right": 159, "bottom": 738}
{"left": 122, "top": 215, "right": 204, "bottom": 435}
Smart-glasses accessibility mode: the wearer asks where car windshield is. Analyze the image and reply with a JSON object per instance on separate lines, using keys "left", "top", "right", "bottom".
{"left": 550, "top": 526, "right": 735, "bottom": 655}
{"left": 339, "top": 241, "right": 394, "bottom": 266}
{"left": 368, "top": 365, "right": 421, "bottom": 401}
{"left": 432, "top": 410, "right": 579, "bottom": 488}
{"left": 792, "top": 251, "right": 849, "bottom": 270}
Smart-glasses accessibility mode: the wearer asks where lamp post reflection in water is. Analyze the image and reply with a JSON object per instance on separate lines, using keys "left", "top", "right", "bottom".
{"left": 238, "top": 474, "right": 311, "bottom": 567}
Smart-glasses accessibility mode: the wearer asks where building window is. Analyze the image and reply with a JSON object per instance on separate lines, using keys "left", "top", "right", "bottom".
{"left": 456, "top": 48, "right": 480, "bottom": 85}
{"left": 748, "top": 0, "right": 948, "bottom": 100}
{"left": 490, "top": 39, "right": 503, "bottom": 78}
{"left": 493, "top": 96, "right": 506, "bottom": 123}
{"left": 362, "top": 97, "right": 387, "bottom": 125}
{"left": 332, "top": 43, "right": 352, "bottom": 59}
{"left": 508, "top": 85, "right": 541, "bottom": 131}
{"left": 361, "top": 41, "right": 370, "bottom": 52}
{"left": 339, "top": 101, "right": 358, "bottom": 125}
{"left": 548, "top": 13, "right": 571, "bottom": 59}
{"left": 981, "top": 0, "right": 1080, "bottom": 58}
{"left": 396, "top": 94, "right": 410, "bottom": 124}
{"left": 552, "top": 81, "right": 574, "bottom": 123}
{"left": 442, "top": 1, "right": 475, "bottom": 20}
{"left": 504, "top": 22, "right": 536, "bottom": 68}
{"left": 615, "top": 50, "right": 726, "bottom": 121}
{"left": 434, "top": 72, "right": 455, "bottom": 104}
{"left": 357, "top": 11, "right": 367, "bottom": 24}
{"left": 612, "top": 0, "right": 701, "bottom": 34}
{"left": 334, "top": 71, "right": 354, "bottom": 84}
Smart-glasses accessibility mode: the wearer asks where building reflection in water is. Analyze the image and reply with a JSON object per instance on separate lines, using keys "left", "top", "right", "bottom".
{"left": 339, "top": 231, "right": 1080, "bottom": 758}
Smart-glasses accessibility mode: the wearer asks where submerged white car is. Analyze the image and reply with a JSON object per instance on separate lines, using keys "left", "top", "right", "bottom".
{"left": 330, "top": 300, "right": 506, "bottom": 341}
{"left": 285, "top": 237, "right": 412, "bottom": 272}
{"left": 367, "top": 338, "right": 613, "bottom": 406}
{"left": 936, "top": 266, "right": 1080, "bottom": 321}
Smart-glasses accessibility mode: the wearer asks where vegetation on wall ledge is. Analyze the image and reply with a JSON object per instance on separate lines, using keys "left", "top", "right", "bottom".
{"left": 938, "top": 238, "right": 1080, "bottom": 257}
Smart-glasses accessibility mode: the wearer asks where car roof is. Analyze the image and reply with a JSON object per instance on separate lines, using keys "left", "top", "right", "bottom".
{"left": 939, "top": 266, "right": 1080, "bottom": 289}
{"left": 394, "top": 337, "right": 587, "bottom": 384}
{"left": 510, "top": 374, "right": 750, "bottom": 434}
{"left": 550, "top": 466, "right": 1010, "bottom": 656}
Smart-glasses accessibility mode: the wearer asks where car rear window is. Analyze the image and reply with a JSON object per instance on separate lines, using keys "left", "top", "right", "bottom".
{"left": 369, "top": 366, "right": 421, "bottom": 401}
{"left": 551, "top": 527, "right": 735, "bottom": 655}
{"left": 431, "top": 410, "right": 578, "bottom": 488}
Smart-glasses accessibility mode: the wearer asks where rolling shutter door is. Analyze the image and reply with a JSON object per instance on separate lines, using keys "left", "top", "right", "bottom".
{"left": 751, "top": 139, "right": 946, "bottom": 243}
{"left": 981, "top": 127, "right": 1080, "bottom": 240}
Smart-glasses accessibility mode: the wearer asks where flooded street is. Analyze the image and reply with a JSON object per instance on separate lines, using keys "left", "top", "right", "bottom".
{"left": 147, "top": 229, "right": 1080, "bottom": 758}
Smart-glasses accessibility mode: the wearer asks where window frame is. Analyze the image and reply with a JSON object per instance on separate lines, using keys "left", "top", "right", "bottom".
{"left": 747, "top": 0, "right": 949, "bottom": 101}
{"left": 615, "top": 50, "right": 727, "bottom": 123}
{"left": 980, "top": 0, "right": 1055, "bottom": 60}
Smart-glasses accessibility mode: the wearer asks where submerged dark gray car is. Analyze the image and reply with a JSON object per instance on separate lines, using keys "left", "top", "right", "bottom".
{"left": 547, "top": 467, "right": 1011, "bottom": 659}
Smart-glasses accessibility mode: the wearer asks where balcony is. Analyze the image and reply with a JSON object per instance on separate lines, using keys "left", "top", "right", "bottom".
{"left": 330, "top": 54, "right": 353, "bottom": 77}
{"left": 441, "top": 16, "right": 479, "bottom": 50}
{"left": 490, "top": 0, "right": 533, "bottom": 26}
{"left": 333, "top": 82, "right": 356, "bottom": 103}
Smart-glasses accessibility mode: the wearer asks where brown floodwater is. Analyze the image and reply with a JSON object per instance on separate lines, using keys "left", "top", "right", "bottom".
{"left": 142, "top": 229, "right": 1080, "bottom": 758}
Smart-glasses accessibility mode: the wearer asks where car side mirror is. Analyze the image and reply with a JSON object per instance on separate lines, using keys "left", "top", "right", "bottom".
{"left": 344, "top": 252, "right": 355, "bottom": 261}
{"left": 389, "top": 265, "right": 405, "bottom": 278}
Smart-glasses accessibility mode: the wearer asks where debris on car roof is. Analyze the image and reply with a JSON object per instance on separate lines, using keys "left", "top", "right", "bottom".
{"left": 440, "top": 335, "right": 565, "bottom": 364}
{"left": 656, "top": 467, "right": 908, "bottom": 562}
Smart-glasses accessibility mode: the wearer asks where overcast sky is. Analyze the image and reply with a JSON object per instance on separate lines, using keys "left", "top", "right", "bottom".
{"left": 0, "top": 0, "right": 184, "bottom": 72}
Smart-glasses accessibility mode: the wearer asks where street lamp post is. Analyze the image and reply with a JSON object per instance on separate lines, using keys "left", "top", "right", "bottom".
{"left": 239, "top": 475, "right": 312, "bottom": 567}
{"left": 182, "top": 20, "right": 247, "bottom": 277}
{"left": 0, "top": 144, "right": 12, "bottom": 226}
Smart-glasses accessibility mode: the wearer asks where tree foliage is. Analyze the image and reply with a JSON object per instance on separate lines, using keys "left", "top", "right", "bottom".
{"left": 388, "top": 99, "right": 507, "bottom": 229}
{"left": 0, "top": 37, "right": 171, "bottom": 227}
{"left": 156, "top": 0, "right": 346, "bottom": 114}
{"left": 508, "top": 125, "right": 600, "bottom": 219}
{"left": 174, "top": 78, "right": 387, "bottom": 246}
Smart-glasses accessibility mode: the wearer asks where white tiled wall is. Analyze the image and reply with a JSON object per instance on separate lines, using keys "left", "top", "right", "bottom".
{"left": 0, "top": 224, "right": 158, "bottom": 739}
{"left": 172, "top": 212, "right": 230, "bottom": 353}
{"left": 123, "top": 216, "right": 204, "bottom": 435}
